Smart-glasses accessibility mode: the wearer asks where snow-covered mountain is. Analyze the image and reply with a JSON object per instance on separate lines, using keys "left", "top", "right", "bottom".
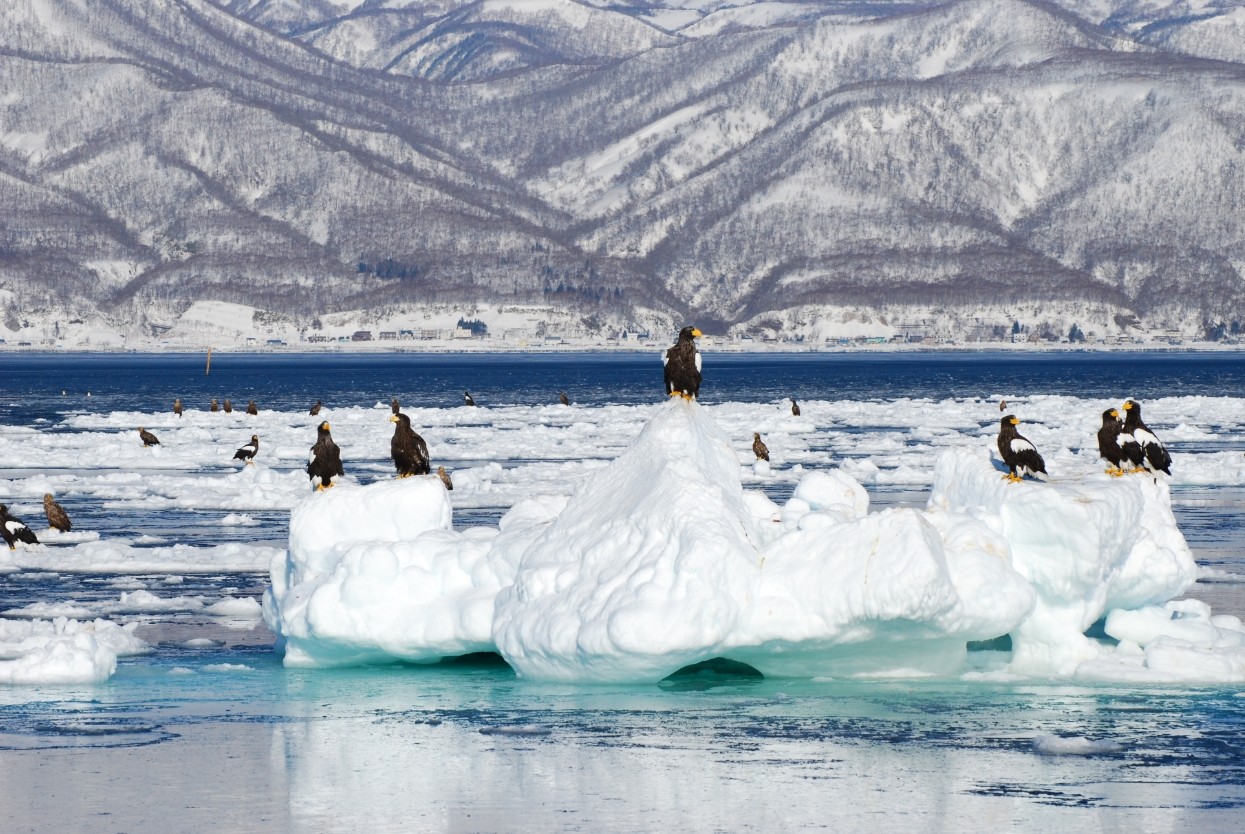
{"left": 2, "top": 0, "right": 1244, "bottom": 345}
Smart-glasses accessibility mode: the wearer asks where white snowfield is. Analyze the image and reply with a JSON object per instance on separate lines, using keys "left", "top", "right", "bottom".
{"left": 265, "top": 400, "right": 1243, "bottom": 684}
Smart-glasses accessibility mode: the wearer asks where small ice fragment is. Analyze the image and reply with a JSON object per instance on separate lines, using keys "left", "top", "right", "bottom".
{"left": 1032, "top": 734, "right": 1123, "bottom": 756}
{"left": 479, "top": 724, "right": 552, "bottom": 737}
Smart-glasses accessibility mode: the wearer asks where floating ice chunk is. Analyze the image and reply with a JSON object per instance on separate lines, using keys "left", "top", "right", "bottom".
{"left": 752, "top": 459, "right": 771, "bottom": 477}
{"left": 220, "top": 513, "right": 258, "bottom": 526}
{"left": 0, "top": 617, "right": 148, "bottom": 685}
{"left": 929, "top": 448, "right": 1195, "bottom": 676}
{"left": 266, "top": 476, "right": 519, "bottom": 667}
{"left": 1032, "top": 735, "right": 1123, "bottom": 756}
{"left": 494, "top": 399, "right": 760, "bottom": 683}
{"left": 205, "top": 596, "right": 262, "bottom": 618}
{"left": 479, "top": 725, "right": 552, "bottom": 737}
{"left": 202, "top": 663, "right": 253, "bottom": 673}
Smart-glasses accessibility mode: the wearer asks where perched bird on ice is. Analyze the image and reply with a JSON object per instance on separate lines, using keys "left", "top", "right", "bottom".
{"left": 233, "top": 434, "right": 260, "bottom": 465}
{"left": 1097, "top": 408, "right": 1127, "bottom": 476}
{"left": 307, "top": 421, "right": 344, "bottom": 490}
{"left": 791, "top": 399, "right": 801, "bottom": 417}
{"left": 210, "top": 399, "right": 219, "bottom": 413}
{"left": 1121, "top": 399, "right": 1171, "bottom": 476}
{"left": 43, "top": 494, "right": 71, "bottom": 533}
{"left": 663, "top": 326, "right": 702, "bottom": 400}
{"left": 438, "top": 465, "right": 454, "bottom": 491}
{"left": 246, "top": 400, "right": 258, "bottom": 416}
{"left": 999, "top": 399, "right": 1007, "bottom": 412}
{"left": 309, "top": 400, "right": 322, "bottom": 416}
{"left": 752, "top": 433, "right": 770, "bottom": 461}
{"left": 463, "top": 391, "right": 475, "bottom": 407}
{"left": 223, "top": 399, "right": 233, "bottom": 414}
{"left": 391, "top": 397, "right": 401, "bottom": 415}
{"left": 138, "top": 427, "right": 160, "bottom": 447}
{"left": 0, "top": 504, "right": 39, "bottom": 550}
{"left": 173, "top": 398, "right": 183, "bottom": 418}
{"left": 997, "top": 415, "right": 1047, "bottom": 483}
{"left": 559, "top": 391, "right": 570, "bottom": 406}
{"left": 389, "top": 412, "right": 430, "bottom": 477}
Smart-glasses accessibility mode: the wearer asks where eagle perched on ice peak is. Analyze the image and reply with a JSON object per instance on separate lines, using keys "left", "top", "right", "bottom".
{"left": 663, "top": 326, "right": 702, "bottom": 400}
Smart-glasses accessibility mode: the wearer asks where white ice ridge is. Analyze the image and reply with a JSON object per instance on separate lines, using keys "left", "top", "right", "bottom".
{"left": 265, "top": 400, "right": 1223, "bottom": 683}
{"left": 0, "top": 617, "right": 149, "bottom": 685}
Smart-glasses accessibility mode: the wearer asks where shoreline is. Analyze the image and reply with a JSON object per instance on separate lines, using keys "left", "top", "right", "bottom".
{"left": 2, "top": 341, "right": 1244, "bottom": 357}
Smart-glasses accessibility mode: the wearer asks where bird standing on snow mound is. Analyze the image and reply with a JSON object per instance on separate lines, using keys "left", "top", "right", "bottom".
{"left": 559, "top": 391, "right": 570, "bottom": 406}
{"left": 43, "top": 494, "right": 71, "bottom": 533}
{"left": 997, "top": 415, "right": 1047, "bottom": 483}
{"left": 233, "top": 434, "right": 260, "bottom": 465}
{"left": 223, "top": 399, "right": 233, "bottom": 414}
{"left": 389, "top": 412, "right": 430, "bottom": 478}
{"left": 391, "top": 397, "right": 400, "bottom": 414}
{"left": 999, "top": 399, "right": 1007, "bottom": 412}
{"left": 463, "top": 391, "right": 475, "bottom": 407}
{"left": 752, "top": 432, "right": 770, "bottom": 461}
{"left": 438, "top": 465, "right": 454, "bottom": 491}
{"left": 309, "top": 400, "right": 322, "bottom": 417}
{"left": 246, "top": 400, "right": 258, "bottom": 416}
{"left": 173, "top": 398, "right": 183, "bottom": 418}
{"left": 0, "top": 504, "right": 39, "bottom": 550}
{"left": 663, "top": 326, "right": 702, "bottom": 400}
{"left": 307, "top": 421, "right": 344, "bottom": 490}
{"left": 210, "top": 399, "right": 219, "bottom": 413}
{"left": 791, "top": 399, "right": 800, "bottom": 417}
{"left": 1122, "top": 399, "right": 1171, "bottom": 476}
{"left": 138, "top": 427, "right": 160, "bottom": 447}
{"left": 1097, "top": 408, "right": 1127, "bottom": 476}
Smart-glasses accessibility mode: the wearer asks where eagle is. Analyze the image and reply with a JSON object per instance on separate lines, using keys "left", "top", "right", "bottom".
{"left": 559, "top": 391, "right": 570, "bottom": 406}
{"left": 390, "top": 413, "right": 430, "bottom": 477}
{"left": 138, "top": 427, "right": 160, "bottom": 447}
{"left": 752, "top": 433, "right": 770, "bottom": 461}
{"left": 223, "top": 399, "right": 233, "bottom": 414}
{"left": 463, "top": 391, "right": 475, "bottom": 407}
{"left": 210, "top": 399, "right": 219, "bottom": 413}
{"left": 0, "top": 504, "right": 39, "bottom": 550}
{"left": 663, "top": 326, "right": 702, "bottom": 399}
{"left": 43, "top": 494, "right": 71, "bottom": 533}
{"left": 233, "top": 434, "right": 260, "bottom": 465}
{"left": 246, "top": 400, "right": 258, "bottom": 416}
{"left": 391, "top": 397, "right": 401, "bottom": 415}
{"left": 997, "top": 415, "right": 1047, "bottom": 483}
{"left": 1097, "top": 408, "right": 1127, "bottom": 476}
{"left": 307, "top": 421, "right": 344, "bottom": 490}
{"left": 791, "top": 399, "right": 801, "bottom": 417}
{"left": 999, "top": 399, "right": 1007, "bottom": 412}
{"left": 173, "top": 398, "right": 183, "bottom": 418}
{"left": 1121, "top": 399, "right": 1171, "bottom": 476}
{"left": 309, "top": 400, "right": 322, "bottom": 416}
{"left": 438, "top": 465, "right": 454, "bottom": 491}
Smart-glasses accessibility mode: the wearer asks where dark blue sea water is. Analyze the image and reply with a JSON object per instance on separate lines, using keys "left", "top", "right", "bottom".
{"left": 2, "top": 350, "right": 1244, "bottom": 422}
{"left": 2, "top": 351, "right": 1245, "bottom": 833}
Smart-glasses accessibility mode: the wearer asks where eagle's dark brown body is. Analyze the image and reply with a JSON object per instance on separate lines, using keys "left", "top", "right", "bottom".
{"left": 43, "top": 494, "right": 71, "bottom": 533}
{"left": 390, "top": 413, "right": 430, "bottom": 477}
{"left": 663, "top": 326, "right": 702, "bottom": 399}
{"left": 308, "top": 421, "right": 344, "bottom": 489}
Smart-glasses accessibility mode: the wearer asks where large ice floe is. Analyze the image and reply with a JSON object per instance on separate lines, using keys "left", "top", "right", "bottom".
{"left": 265, "top": 399, "right": 1244, "bottom": 684}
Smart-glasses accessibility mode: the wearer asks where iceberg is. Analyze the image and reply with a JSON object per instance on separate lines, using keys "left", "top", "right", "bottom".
{"left": 266, "top": 399, "right": 1220, "bottom": 683}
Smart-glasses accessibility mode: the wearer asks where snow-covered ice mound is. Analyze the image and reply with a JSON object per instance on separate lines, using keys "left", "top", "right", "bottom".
{"left": 265, "top": 476, "right": 526, "bottom": 667}
{"left": 267, "top": 399, "right": 1229, "bottom": 683}
{"left": 0, "top": 617, "right": 149, "bottom": 685}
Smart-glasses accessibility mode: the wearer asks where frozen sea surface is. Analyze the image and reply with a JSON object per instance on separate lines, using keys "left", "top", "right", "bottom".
{"left": 2, "top": 352, "right": 1245, "bottom": 831}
